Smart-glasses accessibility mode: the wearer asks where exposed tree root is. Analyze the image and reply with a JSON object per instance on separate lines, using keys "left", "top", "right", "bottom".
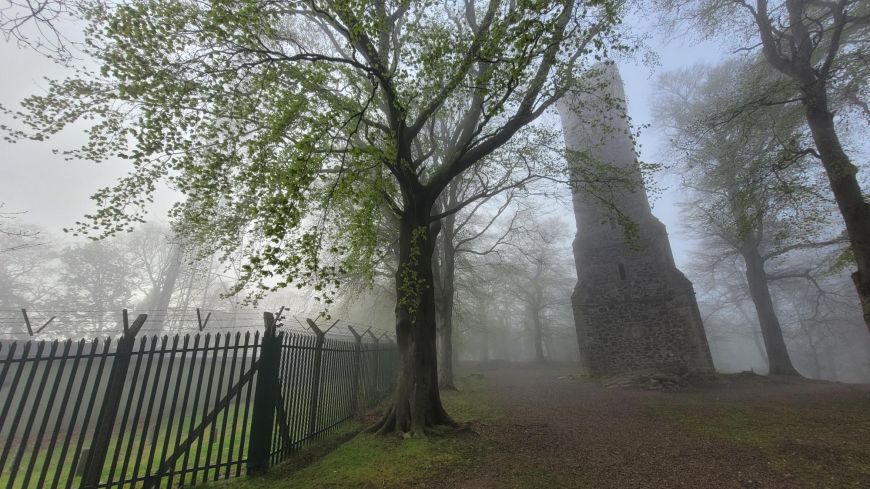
{"left": 367, "top": 402, "right": 457, "bottom": 437}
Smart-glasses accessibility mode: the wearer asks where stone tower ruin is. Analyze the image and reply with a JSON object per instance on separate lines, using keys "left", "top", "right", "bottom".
{"left": 557, "top": 64, "right": 714, "bottom": 375}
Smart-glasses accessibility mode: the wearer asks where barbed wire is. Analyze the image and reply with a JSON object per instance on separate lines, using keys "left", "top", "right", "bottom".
{"left": 0, "top": 306, "right": 390, "bottom": 340}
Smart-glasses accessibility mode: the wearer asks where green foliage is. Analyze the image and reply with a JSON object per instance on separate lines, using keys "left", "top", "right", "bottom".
{"left": 650, "top": 0, "right": 870, "bottom": 124}
{"left": 2, "top": 0, "right": 627, "bottom": 310}
{"left": 397, "top": 225, "right": 428, "bottom": 321}
{"left": 656, "top": 58, "right": 843, "bottom": 261}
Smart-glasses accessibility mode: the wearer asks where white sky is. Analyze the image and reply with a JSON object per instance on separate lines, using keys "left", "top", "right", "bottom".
{"left": 0, "top": 12, "right": 725, "bottom": 269}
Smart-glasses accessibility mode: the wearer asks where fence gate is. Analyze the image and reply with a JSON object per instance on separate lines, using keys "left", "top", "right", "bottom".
{"left": 136, "top": 340, "right": 261, "bottom": 489}
{"left": 0, "top": 310, "right": 397, "bottom": 489}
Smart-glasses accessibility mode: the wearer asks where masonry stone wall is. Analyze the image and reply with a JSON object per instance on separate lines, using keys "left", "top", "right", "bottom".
{"left": 559, "top": 64, "right": 714, "bottom": 376}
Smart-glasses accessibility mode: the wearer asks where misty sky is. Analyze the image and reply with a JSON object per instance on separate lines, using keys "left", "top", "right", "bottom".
{"left": 0, "top": 13, "right": 725, "bottom": 267}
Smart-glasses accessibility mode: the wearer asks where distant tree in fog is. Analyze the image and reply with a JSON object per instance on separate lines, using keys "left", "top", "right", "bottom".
{"left": 0, "top": 224, "right": 55, "bottom": 311}
{"left": 58, "top": 240, "right": 135, "bottom": 331}
{"left": 653, "top": 0, "right": 870, "bottom": 331}
{"left": 125, "top": 225, "right": 252, "bottom": 330}
{"left": 774, "top": 252, "right": 870, "bottom": 381}
{"left": 689, "top": 235, "right": 870, "bottom": 381}
{"left": 657, "top": 59, "right": 848, "bottom": 376}
{"left": 434, "top": 176, "right": 531, "bottom": 389}
{"left": 0, "top": 203, "right": 41, "bottom": 252}
{"left": 688, "top": 255, "right": 770, "bottom": 370}
{"left": 454, "top": 214, "right": 574, "bottom": 363}
{"left": 125, "top": 224, "right": 183, "bottom": 328}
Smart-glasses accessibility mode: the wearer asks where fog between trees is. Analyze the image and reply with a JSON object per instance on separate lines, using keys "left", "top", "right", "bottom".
{"left": 0, "top": 0, "right": 869, "bottom": 439}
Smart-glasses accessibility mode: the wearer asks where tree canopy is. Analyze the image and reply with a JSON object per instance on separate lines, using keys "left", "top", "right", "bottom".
{"left": 5, "top": 0, "right": 622, "bottom": 299}
{"left": 3, "top": 0, "right": 630, "bottom": 435}
{"left": 656, "top": 58, "right": 848, "bottom": 374}
{"left": 650, "top": 0, "right": 870, "bottom": 329}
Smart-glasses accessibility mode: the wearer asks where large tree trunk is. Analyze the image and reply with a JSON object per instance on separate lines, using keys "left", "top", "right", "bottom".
{"left": 803, "top": 88, "right": 870, "bottom": 331}
{"left": 371, "top": 205, "right": 454, "bottom": 436}
{"left": 437, "top": 213, "right": 457, "bottom": 390}
{"left": 741, "top": 246, "right": 800, "bottom": 376}
{"left": 754, "top": 0, "right": 870, "bottom": 329}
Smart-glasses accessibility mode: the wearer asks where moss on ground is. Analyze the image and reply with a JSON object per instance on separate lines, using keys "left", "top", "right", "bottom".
{"left": 440, "top": 372, "right": 500, "bottom": 424}
{"left": 648, "top": 394, "right": 870, "bottom": 488}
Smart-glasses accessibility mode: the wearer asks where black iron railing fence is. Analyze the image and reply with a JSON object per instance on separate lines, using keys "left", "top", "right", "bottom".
{"left": 0, "top": 311, "right": 398, "bottom": 489}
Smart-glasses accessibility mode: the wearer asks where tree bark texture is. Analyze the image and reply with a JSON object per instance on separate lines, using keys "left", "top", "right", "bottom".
{"left": 437, "top": 212, "right": 457, "bottom": 390}
{"left": 803, "top": 89, "right": 870, "bottom": 331}
{"left": 755, "top": 0, "right": 870, "bottom": 330}
{"left": 371, "top": 204, "right": 455, "bottom": 436}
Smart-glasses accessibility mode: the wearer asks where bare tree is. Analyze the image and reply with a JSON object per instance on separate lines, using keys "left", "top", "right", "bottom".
{"left": 58, "top": 240, "right": 135, "bottom": 332}
{"left": 474, "top": 214, "right": 575, "bottom": 363}
{"left": 0, "top": 203, "right": 42, "bottom": 252}
{"left": 433, "top": 174, "right": 528, "bottom": 388}
{"left": 0, "top": 224, "right": 55, "bottom": 312}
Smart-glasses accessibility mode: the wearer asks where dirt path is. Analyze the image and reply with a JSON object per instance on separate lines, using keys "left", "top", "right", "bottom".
{"left": 430, "top": 365, "right": 870, "bottom": 489}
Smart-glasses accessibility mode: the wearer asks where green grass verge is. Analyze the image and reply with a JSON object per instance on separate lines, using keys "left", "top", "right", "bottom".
{"left": 198, "top": 372, "right": 499, "bottom": 489}
{"left": 195, "top": 371, "right": 588, "bottom": 489}
{"left": 648, "top": 394, "right": 870, "bottom": 487}
{"left": 0, "top": 412, "right": 254, "bottom": 489}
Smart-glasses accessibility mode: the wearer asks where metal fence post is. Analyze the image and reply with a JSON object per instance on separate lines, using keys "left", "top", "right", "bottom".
{"left": 247, "top": 312, "right": 280, "bottom": 475}
{"left": 81, "top": 310, "right": 147, "bottom": 489}
{"left": 366, "top": 330, "right": 381, "bottom": 398}
{"left": 347, "top": 326, "right": 363, "bottom": 414}
{"left": 305, "top": 319, "right": 326, "bottom": 438}
{"left": 381, "top": 333, "right": 395, "bottom": 391}
{"left": 21, "top": 308, "right": 32, "bottom": 336}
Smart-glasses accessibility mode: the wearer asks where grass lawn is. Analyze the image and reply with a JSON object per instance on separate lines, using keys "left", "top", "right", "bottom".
{"left": 0, "top": 412, "right": 254, "bottom": 489}
{"left": 193, "top": 373, "right": 500, "bottom": 489}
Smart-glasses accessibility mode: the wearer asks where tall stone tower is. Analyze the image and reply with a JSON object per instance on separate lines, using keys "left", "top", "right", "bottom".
{"left": 558, "top": 64, "right": 714, "bottom": 375}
